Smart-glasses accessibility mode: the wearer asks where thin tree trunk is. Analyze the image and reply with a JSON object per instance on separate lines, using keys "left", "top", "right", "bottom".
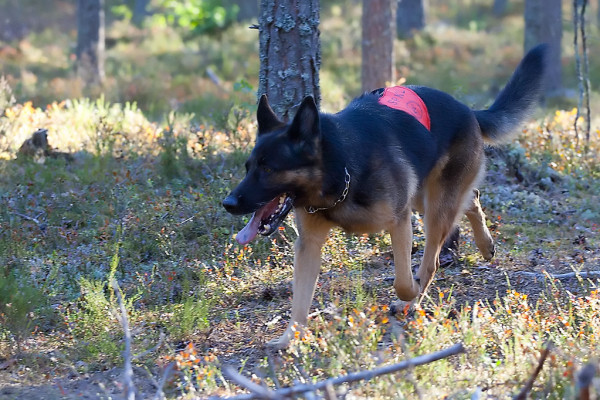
{"left": 524, "top": 0, "right": 562, "bottom": 96}
{"left": 76, "top": 0, "right": 105, "bottom": 87}
{"left": 132, "top": 0, "right": 150, "bottom": 27}
{"left": 258, "top": 0, "right": 321, "bottom": 121}
{"left": 362, "top": 0, "right": 396, "bottom": 91}
{"left": 493, "top": 0, "right": 508, "bottom": 16}
{"left": 396, "top": 0, "right": 425, "bottom": 38}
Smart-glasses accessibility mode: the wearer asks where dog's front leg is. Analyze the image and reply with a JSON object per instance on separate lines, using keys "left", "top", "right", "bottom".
{"left": 267, "top": 213, "right": 331, "bottom": 350}
{"left": 391, "top": 210, "right": 420, "bottom": 303}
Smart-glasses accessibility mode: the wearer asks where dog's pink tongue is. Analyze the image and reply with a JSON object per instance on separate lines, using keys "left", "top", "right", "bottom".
{"left": 236, "top": 213, "right": 260, "bottom": 245}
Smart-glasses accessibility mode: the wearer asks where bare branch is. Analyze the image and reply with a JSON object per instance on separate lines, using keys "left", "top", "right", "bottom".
{"left": 514, "top": 342, "right": 552, "bottom": 400}
{"left": 133, "top": 331, "right": 165, "bottom": 361}
{"left": 111, "top": 279, "right": 136, "bottom": 400}
{"left": 514, "top": 270, "right": 600, "bottom": 280}
{"left": 153, "top": 362, "right": 175, "bottom": 400}
{"left": 219, "top": 343, "right": 465, "bottom": 400}
{"left": 573, "top": 0, "right": 582, "bottom": 146}
{"left": 579, "top": 0, "right": 591, "bottom": 144}
{"left": 222, "top": 366, "right": 278, "bottom": 399}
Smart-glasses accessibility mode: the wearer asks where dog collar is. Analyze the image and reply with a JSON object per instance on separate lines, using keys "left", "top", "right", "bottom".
{"left": 305, "top": 167, "right": 351, "bottom": 214}
{"left": 377, "top": 86, "right": 431, "bottom": 131}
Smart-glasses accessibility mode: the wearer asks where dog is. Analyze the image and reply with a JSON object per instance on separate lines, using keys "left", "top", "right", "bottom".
{"left": 223, "top": 44, "right": 547, "bottom": 349}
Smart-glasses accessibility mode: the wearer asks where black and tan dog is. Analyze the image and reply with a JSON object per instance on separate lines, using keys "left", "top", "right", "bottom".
{"left": 223, "top": 44, "right": 547, "bottom": 349}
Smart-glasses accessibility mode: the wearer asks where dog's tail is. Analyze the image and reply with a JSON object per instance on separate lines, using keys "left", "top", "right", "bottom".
{"left": 474, "top": 44, "right": 548, "bottom": 144}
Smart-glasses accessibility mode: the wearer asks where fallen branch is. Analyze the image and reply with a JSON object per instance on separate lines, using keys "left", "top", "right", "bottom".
{"left": 218, "top": 343, "right": 465, "bottom": 400}
{"left": 112, "top": 279, "right": 136, "bottom": 400}
{"left": 514, "top": 270, "right": 600, "bottom": 280}
{"left": 133, "top": 331, "right": 165, "bottom": 361}
{"left": 222, "top": 366, "right": 278, "bottom": 399}
{"left": 514, "top": 342, "right": 552, "bottom": 400}
{"left": 153, "top": 362, "right": 176, "bottom": 400}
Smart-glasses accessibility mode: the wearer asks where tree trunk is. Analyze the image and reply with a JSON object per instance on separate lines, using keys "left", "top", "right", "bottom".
{"left": 493, "top": 0, "right": 508, "bottom": 16}
{"left": 362, "top": 0, "right": 396, "bottom": 91}
{"left": 396, "top": 0, "right": 425, "bottom": 39}
{"left": 132, "top": 0, "right": 150, "bottom": 27}
{"left": 76, "top": 0, "right": 105, "bottom": 87}
{"left": 524, "top": 0, "right": 562, "bottom": 96}
{"left": 258, "top": 0, "right": 321, "bottom": 121}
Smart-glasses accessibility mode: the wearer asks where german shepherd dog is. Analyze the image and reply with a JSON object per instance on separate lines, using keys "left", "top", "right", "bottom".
{"left": 223, "top": 44, "right": 547, "bottom": 349}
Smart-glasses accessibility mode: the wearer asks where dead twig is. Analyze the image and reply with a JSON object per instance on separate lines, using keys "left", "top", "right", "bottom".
{"left": 133, "top": 331, "right": 165, "bottom": 361}
{"left": 206, "top": 67, "right": 225, "bottom": 90}
{"left": 514, "top": 342, "right": 552, "bottom": 400}
{"left": 222, "top": 366, "right": 278, "bottom": 399}
{"left": 112, "top": 279, "right": 136, "bottom": 400}
{"left": 220, "top": 343, "right": 466, "bottom": 400}
{"left": 515, "top": 270, "right": 600, "bottom": 280}
{"left": 153, "top": 362, "right": 176, "bottom": 400}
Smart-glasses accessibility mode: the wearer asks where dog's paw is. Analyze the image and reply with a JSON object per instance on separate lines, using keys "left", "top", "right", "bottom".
{"left": 479, "top": 241, "right": 496, "bottom": 261}
{"left": 265, "top": 328, "right": 294, "bottom": 351}
{"left": 389, "top": 299, "right": 416, "bottom": 317}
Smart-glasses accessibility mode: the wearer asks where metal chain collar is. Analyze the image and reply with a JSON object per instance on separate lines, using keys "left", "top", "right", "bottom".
{"left": 305, "top": 167, "right": 351, "bottom": 214}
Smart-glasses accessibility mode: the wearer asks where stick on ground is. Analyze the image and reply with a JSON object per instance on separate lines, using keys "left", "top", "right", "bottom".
{"left": 514, "top": 342, "right": 552, "bottom": 400}
{"left": 219, "top": 343, "right": 466, "bottom": 400}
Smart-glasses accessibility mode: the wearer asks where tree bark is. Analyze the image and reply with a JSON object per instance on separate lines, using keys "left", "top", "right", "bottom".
{"left": 362, "top": 0, "right": 396, "bottom": 91}
{"left": 396, "top": 0, "right": 425, "bottom": 39}
{"left": 524, "top": 0, "right": 562, "bottom": 96}
{"left": 76, "top": 0, "right": 105, "bottom": 87}
{"left": 258, "top": 0, "right": 321, "bottom": 121}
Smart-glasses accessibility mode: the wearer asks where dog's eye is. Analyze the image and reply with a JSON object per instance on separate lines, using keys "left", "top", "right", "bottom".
{"left": 261, "top": 165, "right": 273, "bottom": 174}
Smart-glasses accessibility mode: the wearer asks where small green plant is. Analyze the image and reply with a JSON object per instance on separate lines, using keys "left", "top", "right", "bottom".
{"left": 0, "top": 267, "right": 45, "bottom": 353}
{"left": 167, "top": 292, "right": 211, "bottom": 341}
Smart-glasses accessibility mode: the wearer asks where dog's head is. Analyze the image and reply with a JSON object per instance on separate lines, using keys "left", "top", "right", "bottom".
{"left": 222, "top": 95, "right": 322, "bottom": 244}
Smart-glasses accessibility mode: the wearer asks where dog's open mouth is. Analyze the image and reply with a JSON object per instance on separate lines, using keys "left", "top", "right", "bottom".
{"left": 235, "top": 194, "right": 293, "bottom": 245}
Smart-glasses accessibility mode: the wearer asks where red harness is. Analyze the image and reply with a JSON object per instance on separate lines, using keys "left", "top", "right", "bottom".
{"left": 377, "top": 86, "right": 431, "bottom": 131}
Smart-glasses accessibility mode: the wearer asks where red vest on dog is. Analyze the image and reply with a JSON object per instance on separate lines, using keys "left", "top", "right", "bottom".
{"left": 377, "top": 86, "right": 431, "bottom": 131}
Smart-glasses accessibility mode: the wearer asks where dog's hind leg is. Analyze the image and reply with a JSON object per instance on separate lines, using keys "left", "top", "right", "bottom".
{"left": 267, "top": 211, "right": 331, "bottom": 350}
{"left": 417, "top": 171, "right": 484, "bottom": 298}
{"left": 465, "top": 189, "right": 495, "bottom": 261}
{"left": 391, "top": 210, "right": 420, "bottom": 301}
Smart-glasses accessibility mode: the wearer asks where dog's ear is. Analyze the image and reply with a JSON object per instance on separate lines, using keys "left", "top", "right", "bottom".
{"left": 257, "top": 94, "right": 283, "bottom": 134}
{"left": 288, "top": 96, "right": 320, "bottom": 144}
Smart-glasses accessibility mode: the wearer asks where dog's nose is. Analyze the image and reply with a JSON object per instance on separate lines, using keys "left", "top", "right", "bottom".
{"left": 222, "top": 194, "right": 239, "bottom": 213}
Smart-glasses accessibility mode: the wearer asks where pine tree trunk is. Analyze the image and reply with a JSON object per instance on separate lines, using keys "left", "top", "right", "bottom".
{"left": 362, "top": 0, "right": 396, "bottom": 91}
{"left": 258, "top": 0, "right": 321, "bottom": 121}
{"left": 132, "top": 0, "right": 149, "bottom": 27}
{"left": 76, "top": 0, "right": 105, "bottom": 87}
{"left": 493, "top": 0, "right": 508, "bottom": 16}
{"left": 524, "top": 0, "right": 562, "bottom": 96}
{"left": 396, "top": 0, "right": 425, "bottom": 39}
